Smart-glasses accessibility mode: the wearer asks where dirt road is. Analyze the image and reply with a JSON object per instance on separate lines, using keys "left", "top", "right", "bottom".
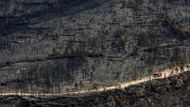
{"left": 0, "top": 64, "right": 189, "bottom": 97}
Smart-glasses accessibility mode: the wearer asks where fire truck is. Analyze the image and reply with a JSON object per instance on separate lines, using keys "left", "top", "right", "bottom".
{"left": 153, "top": 72, "right": 166, "bottom": 78}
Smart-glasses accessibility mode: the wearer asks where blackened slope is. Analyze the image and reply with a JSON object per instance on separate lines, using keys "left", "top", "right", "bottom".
{"left": 0, "top": 0, "right": 190, "bottom": 94}
{"left": 0, "top": 0, "right": 108, "bottom": 46}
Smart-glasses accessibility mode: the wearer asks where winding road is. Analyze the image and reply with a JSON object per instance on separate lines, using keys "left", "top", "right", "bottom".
{"left": 0, "top": 64, "right": 190, "bottom": 97}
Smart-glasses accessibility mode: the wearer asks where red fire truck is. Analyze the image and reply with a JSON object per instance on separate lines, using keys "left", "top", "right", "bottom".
{"left": 153, "top": 72, "right": 166, "bottom": 78}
